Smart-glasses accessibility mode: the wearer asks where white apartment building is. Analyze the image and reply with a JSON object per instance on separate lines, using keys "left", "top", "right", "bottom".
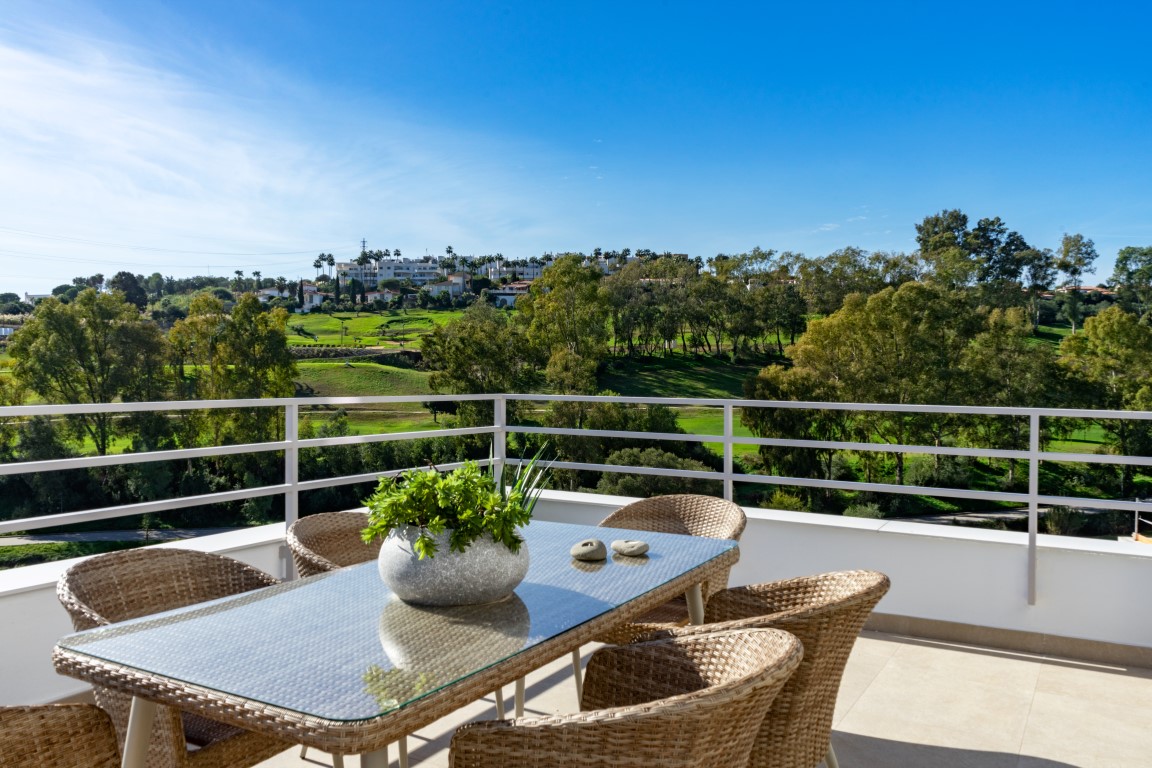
{"left": 334, "top": 258, "right": 445, "bottom": 288}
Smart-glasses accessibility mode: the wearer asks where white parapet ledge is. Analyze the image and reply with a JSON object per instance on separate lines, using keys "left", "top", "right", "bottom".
{"left": 0, "top": 523, "right": 287, "bottom": 598}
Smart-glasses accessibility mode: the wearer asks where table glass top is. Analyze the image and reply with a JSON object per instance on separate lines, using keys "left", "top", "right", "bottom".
{"left": 58, "top": 520, "right": 736, "bottom": 722}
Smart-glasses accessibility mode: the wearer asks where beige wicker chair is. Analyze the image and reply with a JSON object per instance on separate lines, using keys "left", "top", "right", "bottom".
{"left": 647, "top": 570, "right": 891, "bottom": 768}
{"left": 560, "top": 494, "right": 747, "bottom": 704}
{"left": 287, "top": 510, "right": 379, "bottom": 577}
{"left": 449, "top": 627, "right": 803, "bottom": 768}
{"left": 0, "top": 704, "right": 121, "bottom": 768}
{"left": 595, "top": 494, "right": 748, "bottom": 641}
{"left": 286, "top": 511, "right": 404, "bottom": 766}
{"left": 56, "top": 548, "right": 292, "bottom": 768}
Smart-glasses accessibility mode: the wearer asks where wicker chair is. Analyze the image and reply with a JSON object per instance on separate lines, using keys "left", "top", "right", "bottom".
{"left": 449, "top": 627, "right": 804, "bottom": 768}
{"left": 287, "top": 510, "right": 379, "bottom": 577}
{"left": 595, "top": 494, "right": 748, "bottom": 641}
{"left": 0, "top": 704, "right": 121, "bottom": 768}
{"left": 646, "top": 570, "right": 891, "bottom": 768}
{"left": 561, "top": 495, "right": 747, "bottom": 702}
{"left": 286, "top": 511, "right": 403, "bottom": 766}
{"left": 56, "top": 548, "right": 292, "bottom": 768}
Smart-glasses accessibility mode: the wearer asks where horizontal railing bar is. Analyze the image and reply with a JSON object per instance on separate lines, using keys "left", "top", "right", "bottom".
{"left": 0, "top": 394, "right": 496, "bottom": 418}
{"left": 296, "top": 426, "right": 496, "bottom": 450}
{"left": 295, "top": 461, "right": 480, "bottom": 493}
{"left": 0, "top": 484, "right": 290, "bottom": 535}
{"left": 507, "top": 426, "right": 710, "bottom": 444}
{"left": 529, "top": 459, "right": 722, "bottom": 481}
{"left": 731, "top": 436, "right": 1030, "bottom": 460}
{"left": 0, "top": 440, "right": 291, "bottom": 477}
{"left": 505, "top": 394, "right": 1152, "bottom": 421}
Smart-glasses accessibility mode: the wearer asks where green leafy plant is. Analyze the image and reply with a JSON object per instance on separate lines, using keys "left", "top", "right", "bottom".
{"left": 361, "top": 450, "right": 549, "bottom": 559}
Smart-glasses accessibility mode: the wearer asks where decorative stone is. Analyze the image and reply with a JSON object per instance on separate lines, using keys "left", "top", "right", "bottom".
{"left": 570, "top": 538, "right": 607, "bottom": 561}
{"left": 610, "top": 539, "right": 649, "bottom": 557}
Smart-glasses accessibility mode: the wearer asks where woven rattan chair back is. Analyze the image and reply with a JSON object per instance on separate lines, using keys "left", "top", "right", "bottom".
{"left": 0, "top": 704, "right": 120, "bottom": 768}
{"left": 56, "top": 548, "right": 289, "bottom": 768}
{"left": 699, "top": 569, "right": 891, "bottom": 768}
{"left": 287, "top": 511, "right": 379, "bottom": 577}
{"left": 590, "top": 494, "right": 747, "bottom": 643}
{"left": 449, "top": 628, "right": 803, "bottom": 768}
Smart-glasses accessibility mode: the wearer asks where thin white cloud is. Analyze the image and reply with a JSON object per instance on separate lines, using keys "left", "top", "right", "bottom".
{"left": 0, "top": 19, "right": 571, "bottom": 292}
{"left": 816, "top": 223, "right": 840, "bottom": 232}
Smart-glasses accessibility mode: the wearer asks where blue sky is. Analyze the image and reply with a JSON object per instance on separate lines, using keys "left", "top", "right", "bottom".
{"left": 2, "top": 1, "right": 1150, "bottom": 295}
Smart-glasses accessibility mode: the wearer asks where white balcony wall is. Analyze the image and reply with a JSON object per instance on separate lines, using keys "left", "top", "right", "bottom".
{"left": 4, "top": 493, "right": 1152, "bottom": 706}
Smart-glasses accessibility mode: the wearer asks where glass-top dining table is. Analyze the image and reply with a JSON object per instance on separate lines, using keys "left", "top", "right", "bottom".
{"left": 53, "top": 520, "right": 740, "bottom": 767}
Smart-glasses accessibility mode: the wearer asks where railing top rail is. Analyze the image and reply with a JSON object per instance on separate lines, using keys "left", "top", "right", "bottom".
{"left": 1, "top": 393, "right": 1151, "bottom": 422}
{"left": 0, "top": 393, "right": 495, "bottom": 418}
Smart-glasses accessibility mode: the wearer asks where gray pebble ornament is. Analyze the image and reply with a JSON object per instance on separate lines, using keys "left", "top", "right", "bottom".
{"left": 570, "top": 538, "right": 607, "bottom": 561}
{"left": 611, "top": 539, "right": 649, "bottom": 557}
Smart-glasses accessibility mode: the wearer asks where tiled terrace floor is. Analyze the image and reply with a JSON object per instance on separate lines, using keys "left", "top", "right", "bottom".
{"left": 256, "top": 631, "right": 1152, "bottom": 768}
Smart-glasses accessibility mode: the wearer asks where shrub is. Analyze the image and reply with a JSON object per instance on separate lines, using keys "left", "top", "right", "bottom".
{"left": 844, "top": 502, "right": 884, "bottom": 519}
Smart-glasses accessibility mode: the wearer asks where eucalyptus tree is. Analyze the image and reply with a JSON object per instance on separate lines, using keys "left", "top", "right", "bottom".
{"left": 1110, "top": 245, "right": 1152, "bottom": 320}
{"left": 1059, "top": 306, "right": 1152, "bottom": 494}
{"left": 1056, "top": 233, "right": 1099, "bottom": 333}
{"left": 9, "top": 289, "right": 169, "bottom": 455}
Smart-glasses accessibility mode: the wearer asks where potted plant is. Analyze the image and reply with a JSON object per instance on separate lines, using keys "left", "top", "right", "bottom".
{"left": 362, "top": 452, "right": 548, "bottom": 605}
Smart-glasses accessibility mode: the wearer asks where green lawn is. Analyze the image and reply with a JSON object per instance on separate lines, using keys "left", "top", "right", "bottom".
{"left": 598, "top": 355, "right": 763, "bottom": 399}
{"left": 287, "top": 308, "right": 465, "bottom": 348}
{"left": 675, "top": 407, "right": 759, "bottom": 457}
{"left": 295, "top": 361, "right": 431, "bottom": 398}
{"left": 0, "top": 540, "right": 148, "bottom": 570}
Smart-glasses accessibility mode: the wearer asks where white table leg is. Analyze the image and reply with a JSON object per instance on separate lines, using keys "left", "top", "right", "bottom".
{"left": 493, "top": 687, "right": 505, "bottom": 718}
{"left": 514, "top": 677, "right": 525, "bottom": 718}
{"left": 399, "top": 736, "right": 409, "bottom": 768}
{"left": 686, "top": 583, "right": 705, "bottom": 625}
{"left": 121, "top": 697, "right": 157, "bottom": 768}
{"left": 361, "top": 744, "right": 389, "bottom": 768}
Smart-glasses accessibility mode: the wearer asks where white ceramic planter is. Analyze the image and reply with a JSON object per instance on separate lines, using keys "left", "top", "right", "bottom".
{"left": 376, "top": 526, "right": 530, "bottom": 606}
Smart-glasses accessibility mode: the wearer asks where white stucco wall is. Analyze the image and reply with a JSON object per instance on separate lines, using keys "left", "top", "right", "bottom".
{"left": 3, "top": 496, "right": 1150, "bottom": 706}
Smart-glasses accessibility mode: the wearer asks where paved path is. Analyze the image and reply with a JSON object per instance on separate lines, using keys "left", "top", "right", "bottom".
{"left": 0, "top": 528, "right": 245, "bottom": 547}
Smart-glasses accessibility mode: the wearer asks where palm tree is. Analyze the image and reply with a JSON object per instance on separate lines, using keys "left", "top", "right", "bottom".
{"left": 326, "top": 253, "right": 336, "bottom": 279}
{"left": 252, "top": 270, "right": 262, "bottom": 291}
{"left": 233, "top": 270, "right": 244, "bottom": 292}
{"left": 313, "top": 255, "right": 323, "bottom": 278}
{"left": 275, "top": 276, "right": 288, "bottom": 297}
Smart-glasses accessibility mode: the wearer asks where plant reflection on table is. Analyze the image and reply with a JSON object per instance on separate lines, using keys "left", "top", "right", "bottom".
{"left": 364, "top": 594, "right": 531, "bottom": 709}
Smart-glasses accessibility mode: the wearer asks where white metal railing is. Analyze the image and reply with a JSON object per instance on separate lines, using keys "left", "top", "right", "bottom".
{"left": 2, "top": 393, "right": 1152, "bottom": 605}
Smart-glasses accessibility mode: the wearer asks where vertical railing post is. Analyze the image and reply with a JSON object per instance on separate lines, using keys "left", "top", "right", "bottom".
{"left": 1028, "top": 412, "right": 1040, "bottom": 605}
{"left": 494, "top": 395, "right": 507, "bottom": 489}
{"left": 284, "top": 402, "right": 299, "bottom": 580}
{"left": 723, "top": 403, "right": 734, "bottom": 502}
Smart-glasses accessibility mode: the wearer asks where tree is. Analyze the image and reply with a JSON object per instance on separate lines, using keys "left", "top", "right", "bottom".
{"left": 1110, "top": 245, "right": 1152, "bottom": 320}
{"left": 958, "top": 308, "right": 1063, "bottom": 484}
{"left": 758, "top": 282, "right": 978, "bottom": 483}
{"left": 517, "top": 253, "right": 609, "bottom": 367}
{"left": 9, "top": 290, "right": 168, "bottom": 455}
{"left": 169, "top": 293, "right": 296, "bottom": 442}
{"left": 1058, "top": 306, "right": 1152, "bottom": 494}
{"left": 1056, "top": 233, "right": 1099, "bottom": 333}
{"left": 917, "top": 209, "right": 979, "bottom": 289}
{"left": 108, "top": 271, "right": 148, "bottom": 311}
{"left": 421, "top": 302, "right": 541, "bottom": 423}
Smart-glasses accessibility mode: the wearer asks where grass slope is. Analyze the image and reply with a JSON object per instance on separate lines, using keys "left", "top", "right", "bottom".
{"left": 287, "top": 308, "right": 465, "bottom": 347}
{"left": 598, "top": 355, "right": 763, "bottom": 399}
{"left": 295, "top": 361, "right": 431, "bottom": 397}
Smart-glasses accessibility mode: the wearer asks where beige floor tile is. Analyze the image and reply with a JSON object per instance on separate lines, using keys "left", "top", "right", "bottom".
{"left": 834, "top": 650, "right": 1035, "bottom": 752}
{"left": 1034, "top": 660, "right": 1152, "bottom": 710}
{"left": 831, "top": 732, "right": 1020, "bottom": 768}
{"left": 888, "top": 639, "right": 1044, "bottom": 694}
{"left": 833, "top": 642, "right": 894, "bottom": 724}
{"left": 1019, "top": 690, "right": 1151, "bottom": 768}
